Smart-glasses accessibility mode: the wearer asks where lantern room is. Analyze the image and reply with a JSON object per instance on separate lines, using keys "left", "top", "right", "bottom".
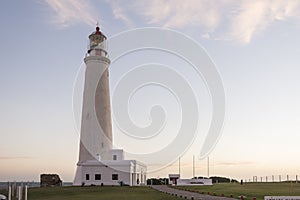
{"left": 87, "top": 26, "right": 108, "bottom": 57}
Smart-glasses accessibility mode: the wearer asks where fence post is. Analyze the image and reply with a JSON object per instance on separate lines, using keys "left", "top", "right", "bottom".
{"left": 8, "top": 186, "right": 11, "bottom": 200}
{"left": 18, "top": 186, "right": 22, "bottom": 200}
{"left": 24, "top": 185, "right": 28, "bottom": 200}
{"left": 279, "top": 175, "right": 281, "bottom": 182}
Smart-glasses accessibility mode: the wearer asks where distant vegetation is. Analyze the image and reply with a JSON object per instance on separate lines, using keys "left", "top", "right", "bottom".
{"left": 209, "top": 176, "right": 239, "bottom": 183}
{"left": 146, "top": 176, "right": 238, "bottom": 185}
{"left": 147, "top": 178, "right": 169, "bottom": 185}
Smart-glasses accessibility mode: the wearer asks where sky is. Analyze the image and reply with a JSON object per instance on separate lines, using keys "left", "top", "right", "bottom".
{"left": 1, "top": 0, "right": 300, "bottom": 182}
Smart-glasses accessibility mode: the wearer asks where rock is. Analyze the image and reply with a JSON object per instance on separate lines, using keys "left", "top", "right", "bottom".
{"left": 40, "top": 174, "right": 62, "bottom": 187}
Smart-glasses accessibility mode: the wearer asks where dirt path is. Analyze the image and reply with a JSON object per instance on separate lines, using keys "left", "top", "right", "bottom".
{"left": 151, "top": 185, "right": 235, "bottom": 200}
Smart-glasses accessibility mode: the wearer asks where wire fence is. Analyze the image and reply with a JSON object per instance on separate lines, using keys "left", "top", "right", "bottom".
{"left": 243, "top": 175, "right": 299, "bottom": 183}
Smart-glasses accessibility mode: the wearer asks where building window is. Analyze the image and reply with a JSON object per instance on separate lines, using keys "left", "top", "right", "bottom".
{"left": 112, "top": 174, "right": 118, "bottom": 180}
{"left": 137, "top": 173, "right": 140, "bottom": 184}
{"left": 86, "top": 174, "right": 90, "bottom": 180}
{"left": 113, "top": 155, "right": 117, "bottom": 160}
{"left": 95, "top": 174, "right": 101, "bottom": 180}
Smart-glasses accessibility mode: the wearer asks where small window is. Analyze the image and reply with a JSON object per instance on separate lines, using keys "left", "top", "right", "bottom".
{"left": 95, "top": 174, "right": 101, "bottom": 180}
{"left": 86, "top": 174, "right": 90, "bottom": 180}
{"left": 112, "top": 174, "right": 118, "bottom": 180}
{"left": 113, "top": 155, "right": 117, "bottom": 160}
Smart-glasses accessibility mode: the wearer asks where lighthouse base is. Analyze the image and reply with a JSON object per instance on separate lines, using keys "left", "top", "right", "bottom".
{"left": 73, "top": 150, "right": 147, "bottom": 186}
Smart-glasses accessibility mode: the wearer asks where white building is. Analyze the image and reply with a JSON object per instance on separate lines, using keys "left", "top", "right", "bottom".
{"left": 169, "top": 174, "right": 212, "bottom": 186}
{"left": 177, "top": 178, "right": 212, "bottom": 186}
{"left": 169, "top": 174, "right": 180, "bottom": 185}
{"left": 74, "top": 149, "right": 146, "bottom": 186}
{"left": 73, "top": 26, "right": 146, "bottom": 186}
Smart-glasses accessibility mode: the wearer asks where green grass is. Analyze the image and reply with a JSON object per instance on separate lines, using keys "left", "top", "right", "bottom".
{"left": 175, "top": 182, "right": 300, "bottom": 200}
{"left": 2, "top": 183, "right": 300, "bottom": 200}
{"left": 1, "top": 186, "right": 180, "bottom": 200}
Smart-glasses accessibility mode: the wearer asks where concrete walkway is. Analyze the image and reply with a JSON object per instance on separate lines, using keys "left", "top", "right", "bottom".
{"left": 151, "top": 185, "right": 234, "bottom": 200}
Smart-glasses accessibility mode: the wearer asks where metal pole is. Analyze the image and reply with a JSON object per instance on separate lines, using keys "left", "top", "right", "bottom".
{"left": 272, "top": 175, "right": 274, "bottom": 182}
{"left": 179, "top": 157, "right": 181, "bottom": 176}
{"left": 207, "top": 156, "right": 210, "bottom": 178}
{"left": 296, "top": 175, "right": 298, "bottom": 184}
{"left": 193, "top": 155, "right": 195, "bottom": 178}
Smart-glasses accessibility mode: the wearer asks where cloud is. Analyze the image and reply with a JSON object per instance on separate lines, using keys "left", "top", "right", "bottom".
{"left": 42, "top": 0, "right": 300, "bottom": 43}
{"left": 214, "top": 161, "right": 255, "bottom": 166}
{"left": 108, "top": 0, "right": 300, "bottom": 44}
{"left": 44, "top": 0, "right": 97, "bottom": 28}
{"left": 107, "top": 0, "right": 134, "bottom": 28}
{"left": 0, "top": 156, "right": 35, "bottom": 160}
{"left": 229, "top": 0, "right": 300, "bottom": 43}
{"left": 131, "top": 0, "right": 223, "bottom": 32}
{"left": 147, "top": 162, "right": 190, "bottom": 167}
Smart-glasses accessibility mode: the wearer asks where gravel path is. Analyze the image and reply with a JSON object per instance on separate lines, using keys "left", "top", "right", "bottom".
{"left": 151, "top": 185, "right": 235, "bottom": 200}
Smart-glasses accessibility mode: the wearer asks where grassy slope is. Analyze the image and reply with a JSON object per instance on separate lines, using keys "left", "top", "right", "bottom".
{"left": 2, "top": 183, "right": 300, "bottom": 200}
{"left": 175, "top": 182, "right": 300, "bottom": 200}
{"left": 18, "top": 186, "right": 179, "bottom": 200}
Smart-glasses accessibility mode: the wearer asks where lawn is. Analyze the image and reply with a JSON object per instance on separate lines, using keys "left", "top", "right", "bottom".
{"left": 175, "top": 182, "right": 300, "bottom": 200}
{"left": 2, "top": 183, "right": 300, "bottom": 200}
{"left": 1, "top": 186, "right": 180, "bottom": 200}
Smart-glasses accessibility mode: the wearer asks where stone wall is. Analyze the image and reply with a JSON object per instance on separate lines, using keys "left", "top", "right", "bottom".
{"left": 40, "top": 174, "right": 62, "bottom": 187}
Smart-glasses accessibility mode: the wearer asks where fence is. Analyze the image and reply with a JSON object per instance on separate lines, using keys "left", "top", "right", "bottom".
{"left": 5, "top": 182, "right": 28, "bottom": 200}
{"left": 244, "top": 175, "right": 298, "bottom": 183}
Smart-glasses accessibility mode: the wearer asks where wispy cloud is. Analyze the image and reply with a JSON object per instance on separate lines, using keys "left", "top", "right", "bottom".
{"left": 147, "top": 162, "right": 190, "bottom": 167}
{"left": 107, "top": 0, "right": 134, "bottom": 28}
{"left": 131, "top": 0, "right": 223, "bottom": 32}
{"left": 44, "top": 0, "right": 97, "bottom": 28}
{"left": 229, "top": 0, "right": 300, "bottom": 43}
{"left": 108, "top": 0, "right": 300, "bottom": 44}
{"left": 0, "top": 156, "right": 35, "bottom": 160}
{"left": 214, "top": 161, "right": 255, "bottom": 166}
{"left": 42, "top": 0, "right": 300, "bottom": 43}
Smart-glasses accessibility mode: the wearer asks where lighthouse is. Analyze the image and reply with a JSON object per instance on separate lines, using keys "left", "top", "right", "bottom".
{"left": 78, "top": 25, "right": 113, "bottom": 163}
{"left": 73, "top": 26, "right": 147, "bottom": 186}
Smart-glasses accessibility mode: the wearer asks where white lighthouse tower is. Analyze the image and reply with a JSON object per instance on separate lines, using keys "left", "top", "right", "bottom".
{"left": 78, "top": 25, "right": 112, "bottom": 163}
{"left": 73, "top": 26, "right": 147, "bottom": 186}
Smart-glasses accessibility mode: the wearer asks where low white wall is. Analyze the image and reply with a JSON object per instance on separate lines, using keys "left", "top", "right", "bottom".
{"left": 177, "top": 178, "right": 212, "bottom": 186}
